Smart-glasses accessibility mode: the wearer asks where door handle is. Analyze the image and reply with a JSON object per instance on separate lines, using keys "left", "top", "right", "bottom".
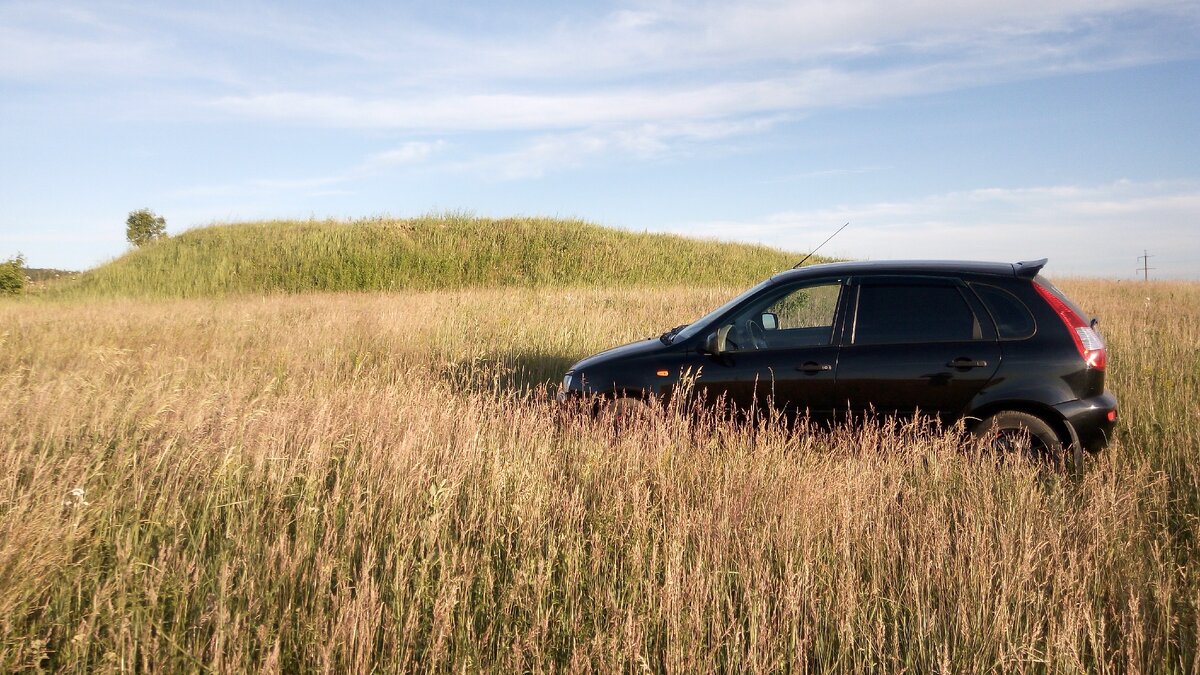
{"left": 797, "top": 362, "right": 833, "bottom": 373}
{"left": 946, "top": 358, "right": 988, "bottom": 368}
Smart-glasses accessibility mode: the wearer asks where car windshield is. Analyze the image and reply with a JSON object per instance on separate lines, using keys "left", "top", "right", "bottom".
{"left": 666, "top": 278, "right": 776, "bottom": 344}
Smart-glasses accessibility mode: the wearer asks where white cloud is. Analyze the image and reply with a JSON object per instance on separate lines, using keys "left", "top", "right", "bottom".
{"left": 0, "top": 3, "right": 239, "bottom": 83}
{"left": 362, "top": 141, "right": 446, "bottom": 168}
{"left": 199, "top": 0, "right": 1197, "bottom": 135}
{"left": 461, "top": 118, "right": 780, "bottom": 179}
{"left": 669, "top": 180, "right": 1200, "bottom": 278}
{"left": 422, "top": 0, "right": 1197, "bottom": 81}
{"left": 0, "top": 21, "right": 153, "bottom": 79}
{"left": 7, "top": 1, "right": 1197, "bottom": 152}
{"left": 200, "top": 65, "right": 925, "bottom": 132}
{"left": 766, "top": 166, "right": 887, "bottom": 182}
{"left": 169, "top": 141, "right": 446, "bottom": 198}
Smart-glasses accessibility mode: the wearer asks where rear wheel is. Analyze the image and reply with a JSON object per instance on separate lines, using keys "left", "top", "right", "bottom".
{"left": 973, "top": 411, "right": 1064, "bottom": 461}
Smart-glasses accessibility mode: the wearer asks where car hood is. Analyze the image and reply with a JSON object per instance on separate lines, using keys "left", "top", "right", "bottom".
{"left": 570, "top": 337, "right": 664, "bottom": 372}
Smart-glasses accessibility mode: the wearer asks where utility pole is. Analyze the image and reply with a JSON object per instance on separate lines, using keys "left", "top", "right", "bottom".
{"left": 1136, "top": 250, "right": 1154, "bottom": 281}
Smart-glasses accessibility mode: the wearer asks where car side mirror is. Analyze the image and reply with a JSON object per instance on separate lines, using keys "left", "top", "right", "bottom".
{"left": 761, "top": 312, "right": 778, "bottom": 330}
{"left": 702, "top": 327, "right": 730, "bottom": 355}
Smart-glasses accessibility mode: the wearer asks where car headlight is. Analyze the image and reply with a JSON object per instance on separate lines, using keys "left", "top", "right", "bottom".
{"left": 556, "top": 372, "right": 577, "bottom": 402}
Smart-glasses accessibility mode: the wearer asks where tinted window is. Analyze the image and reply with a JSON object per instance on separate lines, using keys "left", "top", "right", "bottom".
{"left": 972, "top": 284, "right": 1035, "bottom": 339}
{"left": 854, "top": 284, "right": 980, "bottom": 344}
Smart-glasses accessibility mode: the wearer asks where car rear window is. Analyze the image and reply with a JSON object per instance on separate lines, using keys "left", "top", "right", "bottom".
{"left": 971, "top": 283, "right": 1036, "bottom": 340}
{"left": 853, "top": 283, "right": 981, "bottom": 344}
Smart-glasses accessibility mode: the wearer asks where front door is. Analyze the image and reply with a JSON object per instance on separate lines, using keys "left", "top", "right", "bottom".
{"left": 695, "top": 279, "right": 846, "bottom": 420}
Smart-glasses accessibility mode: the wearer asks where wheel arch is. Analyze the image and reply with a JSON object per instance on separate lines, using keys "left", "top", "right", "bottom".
{"left": 588, "top": 387, "right": 653, "bottom": 415}
{"left": 964, "top": 400, "right": 1072, "bottom": 446}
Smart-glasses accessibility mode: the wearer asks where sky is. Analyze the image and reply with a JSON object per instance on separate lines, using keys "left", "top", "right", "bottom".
{"left": 1, "top": 0, "right": 1198, "bottom": 279}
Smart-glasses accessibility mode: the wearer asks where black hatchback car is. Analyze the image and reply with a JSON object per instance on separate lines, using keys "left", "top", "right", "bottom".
{"left": 558, "top": 259, "right": 1117, "bottom": 456}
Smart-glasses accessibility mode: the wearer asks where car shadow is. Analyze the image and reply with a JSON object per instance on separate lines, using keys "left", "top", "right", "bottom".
{"left": 438, "top": 348, "right": 580, "bottom": 397}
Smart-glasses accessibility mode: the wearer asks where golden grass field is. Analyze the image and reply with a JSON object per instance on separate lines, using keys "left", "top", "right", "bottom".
{"left": 1, "top": 279, "right": 1197, "bottom": 672}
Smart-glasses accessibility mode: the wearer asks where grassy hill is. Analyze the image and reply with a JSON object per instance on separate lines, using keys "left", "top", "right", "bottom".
{"left": 53, "top": 215, "right": 810, "bottom": 298}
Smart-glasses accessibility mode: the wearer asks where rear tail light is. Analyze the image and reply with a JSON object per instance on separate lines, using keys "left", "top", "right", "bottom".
{"left": 1033, "top": 282, "right": 1107, "bottom": 370}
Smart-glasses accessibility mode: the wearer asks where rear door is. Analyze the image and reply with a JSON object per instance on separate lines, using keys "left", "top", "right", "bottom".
{"left": 833, "top": 276, "right": 1001, "bottom": 423}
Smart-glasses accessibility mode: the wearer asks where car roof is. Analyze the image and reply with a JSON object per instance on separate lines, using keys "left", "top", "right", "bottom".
{"left": 770, "top": 258, "right": 1047, "bottom": 283}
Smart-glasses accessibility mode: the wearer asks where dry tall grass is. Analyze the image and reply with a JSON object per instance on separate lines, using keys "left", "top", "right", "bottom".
{"left": 0, "top": 280, "right": 1196, "bottom": 672}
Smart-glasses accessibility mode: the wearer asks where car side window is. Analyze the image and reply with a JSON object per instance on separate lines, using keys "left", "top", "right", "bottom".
{"left": 971, "top": 283, "right": 1036, "bottom": 340}
{"left": 769, "top": 283, "right": 842, "bottom": 331}
{"left": 721, "top": 281, "right": 842, "bottom": 352}
{"left": 853, "top": 283, "right": 982, "bottom": 345}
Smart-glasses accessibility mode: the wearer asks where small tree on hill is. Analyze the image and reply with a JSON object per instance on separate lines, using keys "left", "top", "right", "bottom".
{"left": 0, "top": 254, "right": 25, "bottom": 295}
{"left": 126, "top": 208, "right": 168, "bottom": 247}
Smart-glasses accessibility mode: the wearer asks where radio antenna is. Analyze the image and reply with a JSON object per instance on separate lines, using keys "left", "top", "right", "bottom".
{"left": 792, "top": 222, "right": 848, "bottom": 269}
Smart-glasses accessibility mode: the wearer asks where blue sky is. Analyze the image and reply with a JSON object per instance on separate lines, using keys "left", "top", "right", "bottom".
{"left": 2, "top": 0, "right": 1198, "bottom": 278}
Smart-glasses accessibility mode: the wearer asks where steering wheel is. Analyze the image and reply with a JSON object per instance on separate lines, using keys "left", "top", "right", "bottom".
{"left": 747, "top": 319, "right": 767, "bottom": 350}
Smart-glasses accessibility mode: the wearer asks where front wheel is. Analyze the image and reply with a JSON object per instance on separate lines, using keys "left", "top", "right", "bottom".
{"left": 598, "top": 396, "right": 654, "bottom": 428}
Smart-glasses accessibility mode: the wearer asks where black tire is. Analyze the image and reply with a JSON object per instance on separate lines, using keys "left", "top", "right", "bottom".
{"left": 603, "top": 396, "right": 652, "bottom": 428}
{"left": 973, "top": 411, "right": 1064, "bottom": 461}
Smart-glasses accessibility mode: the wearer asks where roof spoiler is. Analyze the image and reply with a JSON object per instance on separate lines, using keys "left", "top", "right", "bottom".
{"left": 1014, "top": 258, "right": 1048, "bottom": 279}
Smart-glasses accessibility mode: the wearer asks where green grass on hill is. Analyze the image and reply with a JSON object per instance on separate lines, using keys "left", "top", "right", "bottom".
{"left": 52, "top": 215, "right": 810, "bottom": 298}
